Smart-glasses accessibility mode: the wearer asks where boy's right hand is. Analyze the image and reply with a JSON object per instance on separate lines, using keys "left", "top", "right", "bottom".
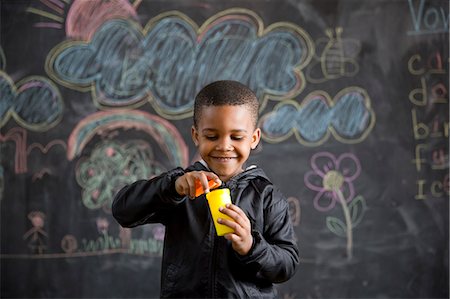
{"left": 175, "top": 171, "right": 222, "bottom": 199}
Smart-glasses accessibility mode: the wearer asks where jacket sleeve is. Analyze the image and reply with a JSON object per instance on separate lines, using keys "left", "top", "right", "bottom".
{"left": 235, "top": 187, "right": 299, "bottom": 283}
{"left": 112, "top": 167, "right": 186, "bottom": 228}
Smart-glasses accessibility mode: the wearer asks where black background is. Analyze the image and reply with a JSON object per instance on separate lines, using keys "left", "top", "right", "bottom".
{"left": 1, "top": 0, "right": 448, "bottom": 298}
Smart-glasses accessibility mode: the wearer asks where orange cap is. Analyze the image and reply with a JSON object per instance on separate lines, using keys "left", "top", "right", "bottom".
{"left": 195, "top": 179, "right": 221, "bottom": 197}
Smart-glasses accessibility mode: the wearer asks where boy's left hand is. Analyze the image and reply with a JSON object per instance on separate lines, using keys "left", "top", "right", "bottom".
{"left": 218, "top": 204, "right": 253, "bottom": 256}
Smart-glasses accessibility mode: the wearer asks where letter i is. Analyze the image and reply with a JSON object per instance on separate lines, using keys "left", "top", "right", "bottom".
{"left": 415, "top": 180, "right": 427, "bottom": 200}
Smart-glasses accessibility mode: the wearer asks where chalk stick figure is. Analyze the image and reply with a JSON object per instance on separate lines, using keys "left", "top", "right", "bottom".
{"left": 23, "top": 211, "right": 48, "bottom": 254}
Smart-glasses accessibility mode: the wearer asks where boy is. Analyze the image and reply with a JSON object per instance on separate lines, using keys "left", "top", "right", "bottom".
{"left": 112, "top": 80, "right": 299, "bottom": 298}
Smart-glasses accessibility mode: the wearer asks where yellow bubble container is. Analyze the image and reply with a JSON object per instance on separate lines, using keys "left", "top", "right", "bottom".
{"left": 206, "top": 188, "right": 235, "bottom": 236}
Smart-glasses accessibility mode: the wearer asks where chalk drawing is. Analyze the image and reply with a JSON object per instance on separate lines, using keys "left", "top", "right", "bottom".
{"left": 0, "top": 71, "right": 63, "bottom": 131}
{"left": 0, "top": 127, "right": 28, "bottom": 174}
{"left": 23, "top": 211, "right": 48, "bottom": 254}
{"left": 408, "top": 0, "right": 449, "bottom": 35}
{"left": 26, "top": 140, "right": 67, "bottom": 181}
{"left": 68, "top": 110, "right": 187, "bottom": 212}
{"left": 27, "top": 0, "right": 140, "bottom": 36}
{"left": 67, "top": 109, "right": 188, "bottom": 167}
{"left": 259, "top": 87, "right": 375, "bottom": 146}
{"left": 61, "top": 234, "right": 78, "bottom": 254}
{"left": 46, "top": 8, "right": 313, "bottom": 118}
{"left": 6, "top": 221, "right": 164, "bottom": 258}
{"left": 304, "top": 152, "right": 367, "bottom": 260}
{"left": 27, "top": 140, "right": 67, "bottom": 155}
{"left": 75, "top": 140, "right": 166, "bottom": 212}
{"left": 306, "top": 27, "right": 360, "bottom": 83}
{"left": 66, "top": 0, "right": 138, "bottom": 40}
{"left": 152, "top": 225, "right": 165, "bottom": 241}
{"left": 408, "top": 52, "right": 447, "bottom": 76}
{"left": 31, "top": 168, "right": 52, "bottom": 182}
{"left": 72, "top": 221, "right": 163, "bottom": 256}
{"left": 27, "top": 0, "right": 65, "bottom": 29}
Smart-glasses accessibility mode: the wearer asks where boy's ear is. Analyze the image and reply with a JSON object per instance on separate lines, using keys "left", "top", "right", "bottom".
{"left": 251, "top": 128, "right": 261, "bottom": 150}
{"left": 191, "top": 126, "right": 199, "bottom": 146}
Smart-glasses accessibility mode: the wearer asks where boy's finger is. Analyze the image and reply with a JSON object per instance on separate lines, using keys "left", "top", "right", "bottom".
{"left": 225, "top": 204, "right": 249, "bottom": 222}
{"left": 219, "top": 206, "right": 244, "bottom": 225}
{"left": 199, "top": 174, "right": 211, "bottom": 193}
{"left": 223, "top": 233, "right": 240, "bottom": 244}
{"left": 217, "top": 217, "right": 240, "bottom": 232}
{"left": 206, "top": 173, "right": 222, "bottom": 186}
{"left": 187, "top": 178, "right": 197, "bottom": 199}
{"left": 194, "top": 175, "right": 213, "bottom": 196}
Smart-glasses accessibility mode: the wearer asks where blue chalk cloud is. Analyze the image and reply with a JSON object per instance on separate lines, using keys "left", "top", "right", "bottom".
{"left": 0, "top": 72, "right": 63, "bottom": 131}
{"left": 259, "top": 87, "right": 375, "bottom": 146}
{"left": 47, "top": 10, "right": 313, "bottom": 118}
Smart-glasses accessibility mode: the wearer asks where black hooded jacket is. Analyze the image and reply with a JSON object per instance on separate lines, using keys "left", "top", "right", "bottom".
{"left": 112, "top": 162, "right": 299, "bottom": 298}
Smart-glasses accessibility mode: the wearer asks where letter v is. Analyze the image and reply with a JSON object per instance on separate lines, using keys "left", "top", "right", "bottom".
{"left": 408, "top": 0, "right": 425, "bottom": 32}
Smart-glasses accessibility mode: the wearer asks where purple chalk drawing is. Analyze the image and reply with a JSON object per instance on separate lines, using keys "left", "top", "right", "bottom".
{"left": 304, "top": 151, "right": 366, "bottom": 260}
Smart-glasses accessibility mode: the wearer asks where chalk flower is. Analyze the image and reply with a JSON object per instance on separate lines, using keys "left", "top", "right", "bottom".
{"left": 304, "top": 152, "right": 361, "bottom": 212}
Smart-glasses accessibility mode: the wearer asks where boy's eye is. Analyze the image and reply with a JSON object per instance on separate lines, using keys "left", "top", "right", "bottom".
{"left": 203, "top": 135, "right": 243, "bottom": 141}
{"left": 231, "top": 136, "right": 244, "bottom": 140}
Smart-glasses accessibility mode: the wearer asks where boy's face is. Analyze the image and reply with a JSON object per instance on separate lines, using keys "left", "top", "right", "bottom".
{"left": 192, "top": 105, "right": 261, "bottom": 182}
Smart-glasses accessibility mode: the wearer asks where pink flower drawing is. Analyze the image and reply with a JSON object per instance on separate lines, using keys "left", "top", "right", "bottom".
{"left": 304, "top": 152, "right": 361, "bottom": 212}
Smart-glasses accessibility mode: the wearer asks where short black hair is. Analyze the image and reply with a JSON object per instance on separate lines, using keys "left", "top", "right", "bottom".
{"left": 193, "top": 80, "right": 259, "bottom": 128}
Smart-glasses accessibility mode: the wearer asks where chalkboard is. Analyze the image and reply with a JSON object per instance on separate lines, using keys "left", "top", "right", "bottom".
{"left": 1, "top": 0, "right": 448, "bottom": 298}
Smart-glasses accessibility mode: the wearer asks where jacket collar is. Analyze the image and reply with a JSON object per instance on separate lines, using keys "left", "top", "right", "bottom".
{"left": 198, "top": 159, "right": 256, "bottom": 172}
{"left": 190, "top": 160, "right": 269, "bottom": 189}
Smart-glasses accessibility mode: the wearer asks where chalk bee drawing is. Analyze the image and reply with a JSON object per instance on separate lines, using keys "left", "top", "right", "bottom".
{"left": 306, "top": 27, "right": 361, "bottom": 83}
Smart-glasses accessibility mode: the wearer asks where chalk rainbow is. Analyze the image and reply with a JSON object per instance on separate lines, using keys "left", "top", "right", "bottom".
{"left": 67, "top": 110, "right": 188, "bottom": 167}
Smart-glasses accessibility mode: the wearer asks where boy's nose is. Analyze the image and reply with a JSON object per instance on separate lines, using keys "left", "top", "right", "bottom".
{"left": 215, "top": 138, "right": 233, "bottom": 151}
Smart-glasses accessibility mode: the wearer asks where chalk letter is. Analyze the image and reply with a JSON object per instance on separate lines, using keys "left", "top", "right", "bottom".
{"left": 424, "top": 8, "right": 440, "bottom": 30}
{"left": 411, "top": 108, "right": 429, "bottom": 139}
{"left": 412, "top": 143, "right": 428, "bottom": 171}
{"left": 408, "top": 0, "right": 425, "bottom": 32}
{"left": 409, "top": 77, "right": 427, "bottom": 106}
{"left": 431, "top": 181, "right": 443, "bottom": 197}
{"left": 431, "top": 116, "right": 443, "bottom": 137}
{"left": 432, "top": 149, "right": 447, "bottom": 170}
{"left": 408, "top": 54, "right": 425, "bottom": 75}
{"left": 415, "top": 179, "right": 427, "bottom": 200}
{"left": 431, "top": 83, "right": 448, "bottom": 104}
{"left": 428, "top": 51, "right": 445, "bottom": 74}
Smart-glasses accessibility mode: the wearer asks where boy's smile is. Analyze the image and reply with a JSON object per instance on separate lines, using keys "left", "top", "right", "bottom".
{"left": 192, "top": 105, "right": 261, "bottom": 182}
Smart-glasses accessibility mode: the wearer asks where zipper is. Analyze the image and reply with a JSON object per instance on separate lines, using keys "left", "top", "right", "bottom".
{"left": 209, "top": 180, "right": 235, "bottom": 297}
{"left": 213, "top": 235, "right": 218, "bottom": 297}
{"left": 210, "top": 227, "right": 218, "bottom": 297}
{"left": 210, "top": 181, "right": 225, "bottom": 298}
